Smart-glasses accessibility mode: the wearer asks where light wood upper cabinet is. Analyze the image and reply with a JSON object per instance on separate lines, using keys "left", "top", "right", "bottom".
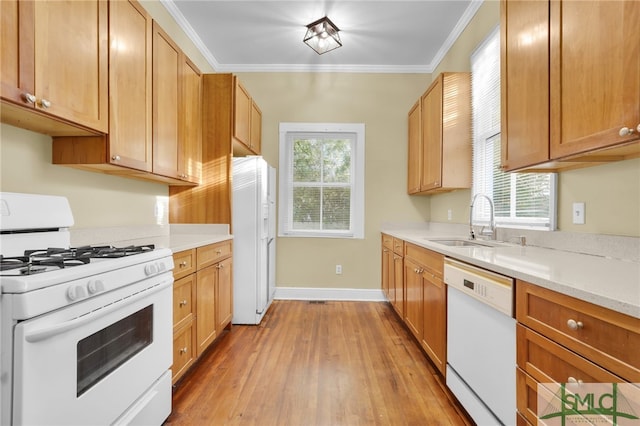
{"left": 233, "top": 79, "right": 252, "bottom": 149}
{"left": 107, "top": 0, "right": 153, "bottom": 172}
{"left": 408, "top": 72, "right": 471, "bottom": 195}
{"left": 501, "top": 0, "right": 640, "bottom": 172}
{"left": 500, "top": 0, "right": 550, "bottom": 171}
{"left": 1, "top": 0, "right": 108, "bottom": 135}
{"left": 152, "top": 21, "right": 181, "bottom": 180}
{"left": 407, "top": 100, "right": 421, "bottom": 194}
{"left": 53, "top": 11, "right": 200, "bottom": 186}
{"left": 233, "top": 76, "right": 262, "bottom": 156}
{"left": 250, "top": 100, "right": 262, "bottom": 155}
{"left": 179, "top": 57, "right": 203, "bottom": 184}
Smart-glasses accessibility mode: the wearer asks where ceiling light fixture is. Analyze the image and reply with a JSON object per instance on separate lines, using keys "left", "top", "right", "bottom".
{"left": 303, "top": 16, "right": 342, "bottom": 55}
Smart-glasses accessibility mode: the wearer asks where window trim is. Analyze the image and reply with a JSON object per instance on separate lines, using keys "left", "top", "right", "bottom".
{"left": 278, "top": 122, "right": 365, "bottom": 239}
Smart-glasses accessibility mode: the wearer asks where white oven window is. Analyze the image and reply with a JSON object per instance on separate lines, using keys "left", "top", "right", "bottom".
{"left": 77, "top": 305, "right": 153, "bottom": 396}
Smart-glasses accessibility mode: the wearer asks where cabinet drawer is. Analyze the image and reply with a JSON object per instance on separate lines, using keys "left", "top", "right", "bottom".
{"left": 404, "top": 243, "right": 443, "bottom": 277}
{"left": 517, "top": 324, "right": 623, "bottom": 385}
{"left": 516, "top": 281, "right": 640, "bottom": 382}
{"left": 173, "top": 249, "right": 196, "bottom": 279}
{"left": 392, "top": 237, "right": 404, "bottom": 255}
{"left": 172, "top": 323, "right": 195, "bottom": 383}
{"left": 197, "top": 240, "right": 232, "bottom": 269}
{"left": 382, "top": 233, "right": 393, "bottom": 250}
{"left": 173, "top": 274, "right": 195, "bottom": 330}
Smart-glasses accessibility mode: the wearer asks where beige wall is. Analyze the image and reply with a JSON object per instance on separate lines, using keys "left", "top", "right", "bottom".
{"left": 237, "top": 72, "right": 432, "bottom": 289}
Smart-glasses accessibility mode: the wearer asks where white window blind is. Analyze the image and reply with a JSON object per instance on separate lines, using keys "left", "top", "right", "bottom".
{"left": 278, "top": 123, "right": 365, "bottom": 238}
{"left": 471, "top": 27, "right": 557, "bottom": 230}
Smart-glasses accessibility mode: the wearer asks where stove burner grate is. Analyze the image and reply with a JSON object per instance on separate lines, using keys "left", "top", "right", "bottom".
{"left": 0, "top": 244, "right": 155, "bottom": 275}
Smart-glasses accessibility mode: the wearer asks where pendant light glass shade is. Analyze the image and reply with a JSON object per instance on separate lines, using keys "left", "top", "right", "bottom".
{"left": 303, "top": 16, "right": 342, "bottom": 55}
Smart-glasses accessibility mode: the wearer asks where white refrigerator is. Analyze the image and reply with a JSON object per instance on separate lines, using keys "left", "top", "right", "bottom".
{"left": 232, "top": 156, "right": 276, "bottom": 325}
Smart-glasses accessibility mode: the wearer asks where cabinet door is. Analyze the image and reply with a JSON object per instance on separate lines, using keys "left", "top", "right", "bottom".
{"left": 250, "top": 100, "right": 262, "bottom": 154}
{"left": 381, "top": 245, "right": 392, "bottom": 302}
{"left": 216, "top": 257, "right": 233, "bottom": 332}
{"left": 549, "top": 0, "right": 640, "bottom": 158}
{"left": 233, "top": 78, "right": 251, "bottom": 148}
{"left": 1, "top": 0, "right": 34, "bottom": 105}
{"left": 407, "top": 100, "right": 421, "bottom": 194}
{"left": 2, "top": 0, "right": 108, "bottom": 132}
{"left": 393, "top": 254, "right": 404, "bottom": 318}
{"left": 34, "top": 0, "right": 108, "bottom": 132}
{"left": 421, "top": 272, "right": 446, "bottom": 375}
{"left": 108, "top": 0, "right": 152, "bottom": 171}
{"left": 196, "top": 265, "right": 217, "bottom": 357}
{"left": 404, "top": 257, "right": 423, "bottom": 341}
{"left": 179, "top": 57, "right": 202, "bottom": 183}
{"left": 152, "top": 21, "right": 181, "bottom": 180}
{"left": 500, "top": 0, "right": 550, "bottom": 171}
{"left": 421, "top": 77, "right": 442, "bottom": 191}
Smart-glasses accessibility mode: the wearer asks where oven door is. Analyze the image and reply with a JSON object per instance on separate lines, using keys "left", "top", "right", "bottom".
{"left": 12, "top": 276, "right": 173, "bottom": 426}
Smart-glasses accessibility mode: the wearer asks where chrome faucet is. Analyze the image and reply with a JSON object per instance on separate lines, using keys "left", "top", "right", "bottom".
{"left": 469, "top": 193, "right": 496, "bottom": 240}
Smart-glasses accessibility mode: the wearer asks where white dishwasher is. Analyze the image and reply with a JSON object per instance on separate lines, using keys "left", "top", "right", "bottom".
{"left": 444, "top": 258, "right": 516, "bottom": 426}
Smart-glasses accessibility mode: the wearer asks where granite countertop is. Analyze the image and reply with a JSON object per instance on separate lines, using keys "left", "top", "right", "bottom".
{"left": 381, "top": 226, "right": 640, "bottom": 319}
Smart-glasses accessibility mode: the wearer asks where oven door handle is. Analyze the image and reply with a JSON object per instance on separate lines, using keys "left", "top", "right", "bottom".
{"left": 24, "top": 280, "right": 172, "bottom": 343}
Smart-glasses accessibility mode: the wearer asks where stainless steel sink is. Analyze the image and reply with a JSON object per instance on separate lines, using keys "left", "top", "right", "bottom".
{"left": 425, "top": 238, "right": 495, "bottom": 248}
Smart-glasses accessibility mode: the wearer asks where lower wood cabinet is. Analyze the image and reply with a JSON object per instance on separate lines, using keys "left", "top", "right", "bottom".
{"left": 381, "top": 234, "right": 405, "bottom": 320}
{"left": 171, "top": 239, "right": 233, "bottom": 384}
{"left": 403, "top": 242, "right": 447, "bottom": 375}
{"left": 515, "top": 280, "right": 640, "bottom": 424}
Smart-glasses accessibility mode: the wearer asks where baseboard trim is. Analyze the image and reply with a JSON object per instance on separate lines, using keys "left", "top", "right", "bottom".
{"left": 274, "top": 287, "right": 386, "bottom": 302}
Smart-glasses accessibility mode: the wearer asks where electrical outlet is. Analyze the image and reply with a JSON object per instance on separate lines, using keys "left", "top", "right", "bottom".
{"left": 572, "top": 202, "right": 585, "bottom": 225}
{"left": 335, "top": 264, "right": 342, "bottom": 275}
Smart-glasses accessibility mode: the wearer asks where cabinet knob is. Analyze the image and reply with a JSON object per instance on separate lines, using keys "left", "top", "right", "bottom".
{"left": 217, "top": 263, "right": 224, "bottom": 269}
{"left": 40, "top": 98, "right": 51, "bottom": 109}
{"left": 23, "top": 93, "right": 37, "bottom": 104}
{"left": 619, "top": 127, "right": 636, "bottom": 137}
{"left": 567, "top": 377, "right": 583, "bottom": 385}
{"left": 179, "top": 299, "right": 188, "bottom": 307}
{"left": 111, "top": 155, "right": 121, "bottom": 161}
{"left": 216, "top": 250, "right": 222, "bottom": 254}
{"left": 179, "top": 261, "right": 187, "bottom": 268}
{"left": 179, "top": 347, "right": 188, "bottom": 355}
{"left": 566, "top": 318, "right": 583, "bottom": 330}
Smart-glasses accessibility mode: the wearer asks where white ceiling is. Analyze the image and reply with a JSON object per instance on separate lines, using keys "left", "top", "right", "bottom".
{"left": 161, "top": 0, "right": 483, "bottom": 73}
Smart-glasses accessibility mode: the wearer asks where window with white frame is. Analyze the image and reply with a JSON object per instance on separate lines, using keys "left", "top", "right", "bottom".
{"left": 471, "top": 27, "right": 557, "bottom": 230}
{"left": 278, "top": 123, "right": 365, "bottom": 238}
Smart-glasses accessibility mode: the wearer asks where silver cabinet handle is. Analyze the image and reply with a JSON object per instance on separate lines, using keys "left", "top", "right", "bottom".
{"left": 567, "top": 318, "right": 583, "bottom": 330}
{"left": 567, "top": 377, "right": 583, "bottom": 385}
{"left": 619, "top": 127, "right": 636, "bottom": 137}
{"left": 179, "top": 347, "right": 188, "bottom": 355}
{"left": 179, "top": 299, "right": 188, "bottom": 307}
{"left": 24, "top": 93, "right": 37, "bottom": 104}
{"left": 111, "top": 155, "right": 121, "bottom": 161}
{"left": 179, "top": 261, "right": 187, "bottom": 268}
{"left": 40, "top": 98, "right": 51, "bottom": 109}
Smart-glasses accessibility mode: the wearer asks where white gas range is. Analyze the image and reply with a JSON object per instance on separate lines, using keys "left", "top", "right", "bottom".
{"left": 0, "top": 192, "right": 174, "bottom": 425}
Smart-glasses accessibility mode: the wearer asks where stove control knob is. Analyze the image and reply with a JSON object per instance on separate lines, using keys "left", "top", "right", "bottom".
{"left": 67, "top": 285, "right": 87, "bottom": 301}
{"left": 144, "top": 264, "right": 158, "bottom": 276}
{"left": 87, "top": 280, "right": 105, "bottom": 295}
{"left": 157, "top": 262, "right": 166, "bottom": 272}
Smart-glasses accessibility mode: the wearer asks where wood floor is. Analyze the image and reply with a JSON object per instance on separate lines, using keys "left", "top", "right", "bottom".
{"left": 165, "top": 300, "right": 470, "bottom": 426}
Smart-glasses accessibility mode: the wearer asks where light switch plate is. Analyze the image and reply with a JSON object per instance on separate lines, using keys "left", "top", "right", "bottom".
{"left": 572, "top": 202, "right": 585, "bottom": 225}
